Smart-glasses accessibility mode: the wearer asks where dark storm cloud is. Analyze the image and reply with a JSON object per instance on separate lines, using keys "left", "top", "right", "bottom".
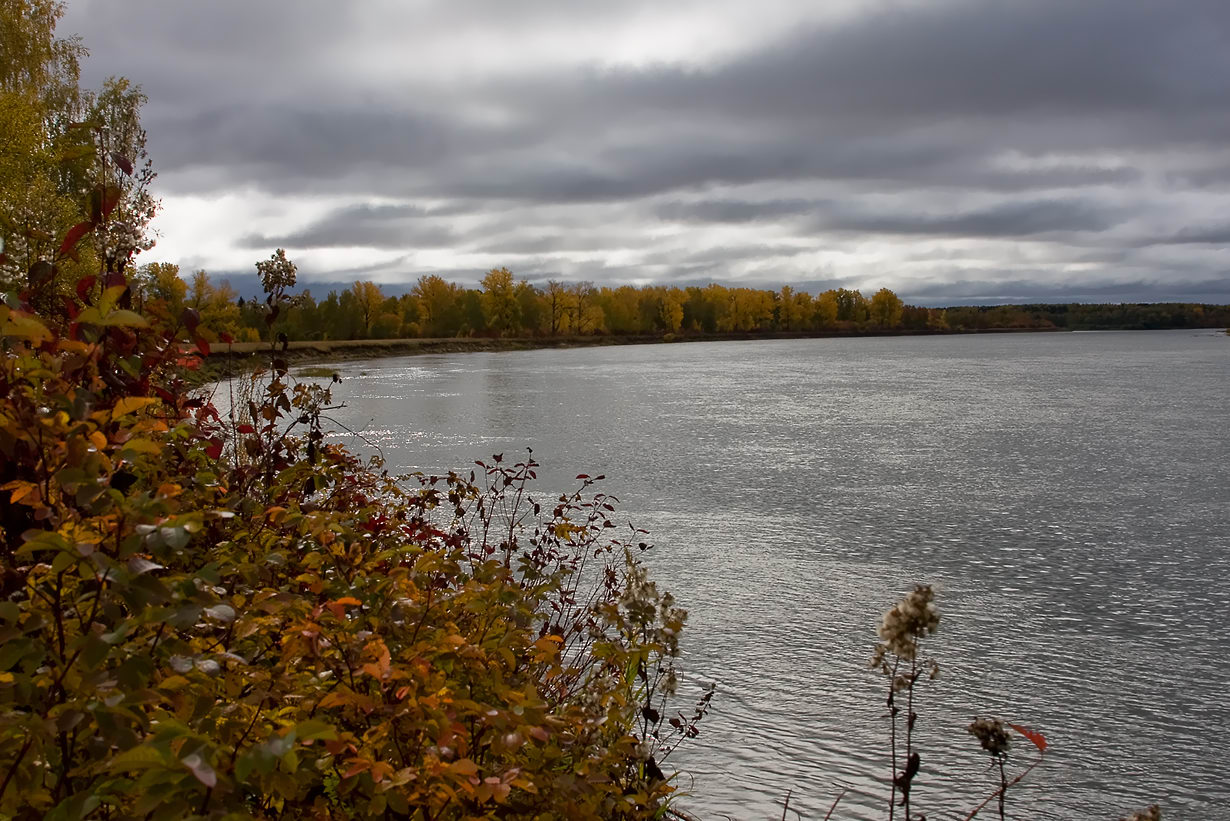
{"left": 566, "top": 0, "right": 1230, "bottom": 129}
{"left": 73, "top": 0, "right": 1228, "bottom": 194}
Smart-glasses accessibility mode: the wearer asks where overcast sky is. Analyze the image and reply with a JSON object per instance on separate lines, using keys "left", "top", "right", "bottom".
{"left": 63, "top": 0, "right": 1230, "bottom": 304}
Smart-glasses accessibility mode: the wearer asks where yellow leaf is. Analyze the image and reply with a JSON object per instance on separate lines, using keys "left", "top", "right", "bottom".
{"left": 3, "top": 481, "right": 34, "bottom": 504}
{"left": 99, "top": 309, "right": 149, "bottom": 328}
{"left": 112, "top": 397, "right": 159, "bottom": 417}
{"left": 120, "top": 439, "right": 161, "bottom": 456}
{"left": 97, "top": 285, "right": 127, "bottom": 315}
{"left": 0, "top": 307, "right": 52, "bottom": 341}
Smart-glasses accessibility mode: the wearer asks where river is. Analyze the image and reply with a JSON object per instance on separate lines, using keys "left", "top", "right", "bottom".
{"left": 313, "top": 329, "right": 1229, "bottom": 820}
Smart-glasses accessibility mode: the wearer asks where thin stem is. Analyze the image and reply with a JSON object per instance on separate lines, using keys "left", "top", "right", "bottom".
{"left": 963, "top": 753, "right": 1045, "bottom": 821}
{"left": 904, "top": 654, "right": 917, "bottom": 820}
{"left": 0, "top": 736, "right": 33, "bottom": 804}
{"left": 823, "top": 788, "right": 848, "bottom": 821}
{"left": 998, "top": 758, "right": 1007, "bottom": 820}
{"left": 888, "top": 656, "right": 899, "bottom": 821}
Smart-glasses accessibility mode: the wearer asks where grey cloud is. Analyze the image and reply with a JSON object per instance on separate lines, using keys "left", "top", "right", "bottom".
{"left": 655, "top": 199, "right": 820, "bottom": 223}
{"left": 1143, "top": 226, "right": 1230, "bottom": 246}
{"left": 674, "top": 245, "right": 817, "bottom": 266}
{"left": 652, "top": 197, "right": 1119, "bottom": 239}
{"left": 823, "top": 199, "right": 1119, "bottom": 238}
{"left": 240, "top": 203, "right": 461, "bottom": 250}
{"left": 61, "top": 0, "right": 1230, "bottom": 302}
{"left": 902, "top": 276, "right": 1230, "bottom": 306}
{"left": 569, "top": 0, "right": 1230, "bottom": 125}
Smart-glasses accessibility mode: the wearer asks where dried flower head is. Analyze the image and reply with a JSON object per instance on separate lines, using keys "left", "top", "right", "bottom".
{"left": 1119, "top": 806, "right": 1161, "bottom": 821}
{"left": 968, "top": 716, "right": 1011, "bottom": 759}
{"left": 871, "top": 583, "right": 940, "bottom": 675}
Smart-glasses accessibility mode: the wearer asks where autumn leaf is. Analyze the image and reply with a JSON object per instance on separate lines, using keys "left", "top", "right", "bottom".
{"left": 112, "top": 397, "right": 159, "bottom": 417}
{"left": 59, "top": 220, "right": 94, "bottom": 256}
{"left": 325, "top": 596, "right": 361, "bottom": 619}
{"left": 361, "top": 638, "right": 392, "bottom": 679}
{"left": 1009, "top": 723, "right": 1048, "bottom": 752}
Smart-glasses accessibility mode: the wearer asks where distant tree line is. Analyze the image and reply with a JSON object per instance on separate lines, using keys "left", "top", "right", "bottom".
{"left": 941, "top": 302, "right": 1230, "bottom": 331}
{"left": 130, "top": 256, "right": 1230, "bottom": 343}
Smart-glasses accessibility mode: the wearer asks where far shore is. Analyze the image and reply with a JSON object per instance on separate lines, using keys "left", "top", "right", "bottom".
{"left": 197, "top": 325, "right": 1065, "bottom": 374}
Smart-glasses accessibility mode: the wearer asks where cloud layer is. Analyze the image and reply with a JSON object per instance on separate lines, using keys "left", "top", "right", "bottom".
{"left": 63, "top": 0, "right": 1230, "bottom": 303}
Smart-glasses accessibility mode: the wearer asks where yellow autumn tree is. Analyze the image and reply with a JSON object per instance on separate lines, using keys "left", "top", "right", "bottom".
{"left": 870, "top": 287, "right": 905, "bottom": 328}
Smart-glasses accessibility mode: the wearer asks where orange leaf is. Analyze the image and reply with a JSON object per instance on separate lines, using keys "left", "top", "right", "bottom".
{"left": 449, "top": 758, "right": 480, "bottom": 778}
{"left": 1009, "top": 723, "right": 1048, "bottom": 752}
{"left": 325, "top": 596, "right": 359, "bottom": 620}
{"left": 361, "top": 638, "right": 392, "bottom": 679}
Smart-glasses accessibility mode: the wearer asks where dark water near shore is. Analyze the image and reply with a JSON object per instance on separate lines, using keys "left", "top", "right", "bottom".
{"left": 320, "top": 330, "right": 1230, "bottom": 820}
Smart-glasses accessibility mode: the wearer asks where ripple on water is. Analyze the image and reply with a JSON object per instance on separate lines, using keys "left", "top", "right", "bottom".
{"left": 322, "top": 332, "right": 1230, "bottom": 819}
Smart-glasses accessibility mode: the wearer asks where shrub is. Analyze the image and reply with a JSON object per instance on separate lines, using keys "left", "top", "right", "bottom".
{"left": 0, "top": 236, "right": 706, "bottom": 818}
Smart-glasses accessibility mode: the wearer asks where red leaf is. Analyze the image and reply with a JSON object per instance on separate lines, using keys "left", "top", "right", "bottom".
{"left": 180, "top": 307, "right": 200, "bottom": 332}
{"left": 195, "top": 337, "right": 211, "bottom": 356}
{"left": 236, "top": 424, "right": 255, "bottom": 434}
{"left": 59, "top": 221, "right": 94, "bottom": 256}
{"left": 99, "top": 185, "right": 122, "bottom": 219}
{"left": 1009, "top": 724, "right": 1048, "bottom": 752}
{"left": 110, "top": 152, "right": 134, "bottom": 176}
{"left": 76, "top": 275, "right": 97, "bottom": 301}
{"left": 204, "top": 438, "right": 223, "bottom": 460}
{"left": 219, "top": 332, "right": 234, "bottom": 344}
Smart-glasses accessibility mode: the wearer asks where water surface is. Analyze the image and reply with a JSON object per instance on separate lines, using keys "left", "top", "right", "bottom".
{"left": 320, "top": 330, "right": 1230, "bottom": 820}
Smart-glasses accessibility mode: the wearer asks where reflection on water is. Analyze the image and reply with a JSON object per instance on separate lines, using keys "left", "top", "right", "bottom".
{"left": 318, "top": 330, "right": 1229, "bottom": 819}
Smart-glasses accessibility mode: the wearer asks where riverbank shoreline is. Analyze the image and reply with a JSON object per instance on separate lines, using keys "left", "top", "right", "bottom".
{"left": 199, "top": 326, "right": 1064, "bottom": 376}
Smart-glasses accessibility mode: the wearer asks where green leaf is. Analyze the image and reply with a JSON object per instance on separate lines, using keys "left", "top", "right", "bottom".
{"left": 45, "top": 790, "right": 101, "bottom": 821}
{"left": 81, "top": 633, "right": 110, "bottom": 668}
{"left": 109, "top": 745, "right": 167, "bottom": 772}
{"left": 293, "top": 719, "right": 337, "bottom": 742}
